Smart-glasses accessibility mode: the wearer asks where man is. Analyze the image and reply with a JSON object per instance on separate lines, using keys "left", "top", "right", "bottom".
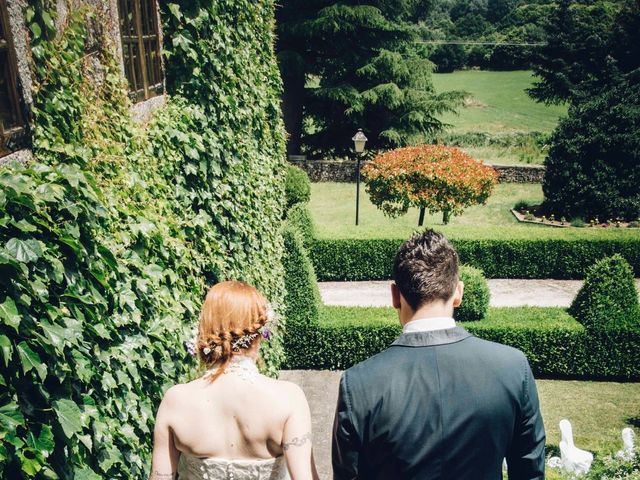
{"left": 332, "top": 230, "right": 545, "bottom": 479}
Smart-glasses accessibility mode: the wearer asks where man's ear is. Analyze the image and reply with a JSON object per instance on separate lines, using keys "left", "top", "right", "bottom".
{"left": 391, "top": 283, "right": 401, "bottom": 309}
{"left": 452, "top": 280, "right": 464, "bottom": 308}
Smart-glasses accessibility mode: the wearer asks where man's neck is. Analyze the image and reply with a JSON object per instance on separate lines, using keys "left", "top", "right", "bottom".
{"left": 401, "top": 303, "right": 454, "bottom": 327}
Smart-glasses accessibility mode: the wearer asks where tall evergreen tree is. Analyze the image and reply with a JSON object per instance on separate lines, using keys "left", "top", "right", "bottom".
{"left": 528, "top": 0, "right": 619, "bottom": 104}
{"left": 534, "top": 0, "right": 640, "bottom": 220}
{"left": 276, "top": 1, "right": 464, "bottom": 155}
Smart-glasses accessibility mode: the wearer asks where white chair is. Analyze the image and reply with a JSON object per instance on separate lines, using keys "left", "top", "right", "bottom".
{"left": 615, "top": 427, "right": 636, "bottom": 461}
{"left": 559, "top": 419, "right": 593, "bottom": 476}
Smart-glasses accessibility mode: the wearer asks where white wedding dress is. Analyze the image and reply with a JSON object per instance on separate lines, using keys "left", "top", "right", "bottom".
{"left": 177, "top": 454, "right": 290, "bottom": 480}
{"left": 176, "top": 357, "right": 291, "bottom": 480}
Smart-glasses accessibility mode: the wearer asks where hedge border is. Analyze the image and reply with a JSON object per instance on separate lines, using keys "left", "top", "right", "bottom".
{"left": 284, "top": 318, "right": 640, "bottom": 380}
{"left": 311, "top": 238, "right": 640, "bottom": 280}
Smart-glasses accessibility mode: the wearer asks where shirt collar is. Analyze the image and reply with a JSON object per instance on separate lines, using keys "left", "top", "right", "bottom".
{"left": 402, "top": 316, "right": 456, "bottom": 334}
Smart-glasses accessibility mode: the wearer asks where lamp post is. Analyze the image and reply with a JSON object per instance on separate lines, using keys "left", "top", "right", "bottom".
{"left": 352, "top": 129, "right": 368, "bottom": 226}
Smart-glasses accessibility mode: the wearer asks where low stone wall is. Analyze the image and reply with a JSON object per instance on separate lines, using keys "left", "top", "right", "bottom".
{"left": 290, "top": 160, "right": 545, "bottom": 183}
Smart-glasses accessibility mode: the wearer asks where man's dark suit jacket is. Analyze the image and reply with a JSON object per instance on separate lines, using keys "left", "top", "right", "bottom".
{"left": 332, "top": 327, "right": 545, "bottom": 480}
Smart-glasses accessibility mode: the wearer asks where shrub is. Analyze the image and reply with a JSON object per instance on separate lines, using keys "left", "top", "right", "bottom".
{"left": 284, "top": 306, "right": 640, "bottom": 379}
{"left": 541, "top": 80, "right": 640, "bottom": 221}
{"left": 569, "top": 255, "right": 640, "bottom": 330}
{"left": 286, "top": 203, "right": 315, "bottom": 248}
{"left": 456, "top": 266, "right": 490, "bottom": 321}
{"left": 310, "top": 238, "right": 640, "bottom": 281}
{"left": 285, "top": 164, "right": 311, "bottom": 209}
{"left": 514, "top": 199, "right": 534, "bottom": 210}
{"left": 362, "top": 145, "right": 498, "bottom": 225}
{"left": 282, "top": 226, "right": 321, "bottom": 368}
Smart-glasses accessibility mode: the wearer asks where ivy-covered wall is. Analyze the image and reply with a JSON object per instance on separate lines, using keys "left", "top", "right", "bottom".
{"left": 0, "top": 0, "right": 286, "bottom": 478}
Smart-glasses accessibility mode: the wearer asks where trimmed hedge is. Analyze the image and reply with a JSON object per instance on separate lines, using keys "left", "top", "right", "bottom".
{"left": 569, "top": 255, "right": 640, "bottom": 330}
{"left": 285, "top": 164, "right": 311, "bottom": 209}
{"left": 284, "top": 306, "right": 640, "bottom": 379}
{"left": 282, "top": 226, "right": 320, "bottom": 330}
{"left": 456, "top": 266, "right": 490, "bottom": 321}
{"left": 311, "top": 238, "right": 640, "bottom": 280}
{"left": 286, "top": 203, "right": 315, "bottom": 249}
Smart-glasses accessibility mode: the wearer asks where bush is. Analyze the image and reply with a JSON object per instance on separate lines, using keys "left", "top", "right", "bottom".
{"left": 541, "top": 80, "right": 640, "bottom": 222}
{"left": 282, "top": 225, "right": 321, "bottom": 368}
{"left": 569, "top": 255, "right": 640, "bottom": 330}
{"left": 285, "top": 164, "right": 311, "bottom": 210}
{"left": 286, "top": 203, "right": 315, "bottom": 248}
{"left": 362, "top": 145, "right": 497, "bottom": 225}
{"left": 456, "top": 266, "right": 490, "bottom": 321}
{"left": 284, "top": 306, "right": 640, "bottom": 379}
{"left": 310, "top": 238, "right": 640, "bottom": 280}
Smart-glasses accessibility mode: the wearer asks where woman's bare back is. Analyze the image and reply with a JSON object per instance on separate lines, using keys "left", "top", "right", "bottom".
{"left": 150, "top": 355, "right": 318, "bottom": 480}
{"left": 167, "top": 361, "right": 300, "bottom": 459}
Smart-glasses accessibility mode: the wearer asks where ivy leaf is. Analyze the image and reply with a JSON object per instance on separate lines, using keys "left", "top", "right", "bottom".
{"left": 5, "top": 238, "right": 44, "bottom": 263}
{"left": 17, "top": 342, "right": 47, "bottom": 381}
{"left": 74, "top": 466, "right": 101, "bottom": 480}
{"left": 0, "top": 401, "right": 25, "bottom": 431}
{"left": 0, "top": 335, "right": 12, "bottom": 367}
{"left": 168, "top": 3, "right": 182, "bottom": 20}
{"left": 30, "top": 22, "right": 41, "bottom": 39}
{"left": 0, "top": 297, "right": 21, "bottom": 331}
{"left": 26, "top": 424, "right": 54, "bottom": 456}
{"left": 53, "top": 399, "right": 83, "bottom": 439}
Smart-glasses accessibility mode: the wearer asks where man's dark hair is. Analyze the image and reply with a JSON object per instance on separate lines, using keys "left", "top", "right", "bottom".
{"left": 393, "top": 230, "right": 459, "bottom": 310}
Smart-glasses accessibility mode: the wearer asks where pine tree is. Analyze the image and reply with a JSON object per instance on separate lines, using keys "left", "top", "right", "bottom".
{"left": 276, "top": 1, "right": 464, "bottom": 155}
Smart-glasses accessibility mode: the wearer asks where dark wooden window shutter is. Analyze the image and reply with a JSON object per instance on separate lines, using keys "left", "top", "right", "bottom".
{"left": 118, "top": 0, "right": 164, "bottom": 102}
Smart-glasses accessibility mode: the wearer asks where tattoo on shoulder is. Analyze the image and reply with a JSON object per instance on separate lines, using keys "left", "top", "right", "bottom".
{"left": 283, "top": 432, "right": 312, "bottom": 451}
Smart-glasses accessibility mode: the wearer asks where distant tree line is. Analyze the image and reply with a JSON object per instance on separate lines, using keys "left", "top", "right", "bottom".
{"left": 423, "top": 0, "right": 623, "bottom": 72}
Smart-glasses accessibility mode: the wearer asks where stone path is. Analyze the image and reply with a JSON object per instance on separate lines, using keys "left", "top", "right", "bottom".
{"left": 320, "top": 279, "right": 640, "bottom": 308}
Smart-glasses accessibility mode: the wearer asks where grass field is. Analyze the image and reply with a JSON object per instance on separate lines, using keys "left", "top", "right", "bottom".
{"left": 319, "top": 305, "right": 640, "bottom": 458}
{"left": 309, "top": 182, "right": 639, "bottom": 241}
{"left": 432, "top": 70, "right": 567, "bottom": 134}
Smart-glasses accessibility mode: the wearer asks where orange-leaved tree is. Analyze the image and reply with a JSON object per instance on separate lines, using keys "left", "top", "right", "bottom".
{"left": 362, "top": 145, "right": 498, "bottom": 225}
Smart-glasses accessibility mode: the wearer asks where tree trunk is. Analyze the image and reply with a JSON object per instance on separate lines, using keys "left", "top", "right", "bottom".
{"left": 418, "top": 207, "right": 426, "bottom": 226}
{"left": 442, "top": 209, "right": 451, "bottom": 225}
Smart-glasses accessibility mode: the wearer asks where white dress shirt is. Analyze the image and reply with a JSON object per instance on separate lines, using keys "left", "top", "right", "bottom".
{"left": 402, "top": 316, "right": 457, "bottom": 334}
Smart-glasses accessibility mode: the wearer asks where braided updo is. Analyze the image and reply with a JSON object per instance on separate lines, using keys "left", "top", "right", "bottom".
{"left": 196, "top": 280, "right": 269, "bottom": 381}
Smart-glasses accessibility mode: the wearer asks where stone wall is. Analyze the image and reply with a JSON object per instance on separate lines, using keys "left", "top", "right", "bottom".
{"left": 1, "top": 0, "right": 165, "bottom": 166}
{"left": 290, "top": 159, "right": 545, "bottom": 183}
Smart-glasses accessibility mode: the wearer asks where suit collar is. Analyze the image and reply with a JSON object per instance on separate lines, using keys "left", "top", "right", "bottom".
{"left": 391, "top": 326, "right": 472, "bottom": 347}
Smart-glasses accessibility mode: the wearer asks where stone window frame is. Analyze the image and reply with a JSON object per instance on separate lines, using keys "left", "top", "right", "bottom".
{"left": 117, "top": 0, "right": 164, "bottom": 103}
{"left": 0, "top": 0, "right": 29, "bottom": 159}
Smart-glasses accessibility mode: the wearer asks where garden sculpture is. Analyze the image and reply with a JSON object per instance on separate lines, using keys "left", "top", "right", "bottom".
{"left": 559, "top": 419, "right": 593, "bottom": 475}
{"left": 615, "top": 428, "right": 636, "bottom": 461}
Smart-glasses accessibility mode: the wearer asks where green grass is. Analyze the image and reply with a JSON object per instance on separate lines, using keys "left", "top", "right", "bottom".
{"left": 432, "top": 70, "right": 567, "bottom": 134}
{"left": 319, "top": 305, "right": 640, "bottom": 458}
{"left": 310, "top": 182, "right": 639, "bottom": 241}
{"left": 460, "top": 144, "right": 546, "bottom": 166}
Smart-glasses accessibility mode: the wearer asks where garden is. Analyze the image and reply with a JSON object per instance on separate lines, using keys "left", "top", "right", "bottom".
{"left": 0, "top": 0, "right": 638, "bottom": 479}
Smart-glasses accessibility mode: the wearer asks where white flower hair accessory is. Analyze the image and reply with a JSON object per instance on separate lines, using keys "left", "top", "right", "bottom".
{"left": 184, "top": 304, "right": 279, "bottom": 356}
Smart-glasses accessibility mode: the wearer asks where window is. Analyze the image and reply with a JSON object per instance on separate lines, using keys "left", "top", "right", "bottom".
{"left": 118, "top": 0, "right": 164, "bottom": 102}
{"left": 0, "top": 0, "right": 28, "bottom": 158}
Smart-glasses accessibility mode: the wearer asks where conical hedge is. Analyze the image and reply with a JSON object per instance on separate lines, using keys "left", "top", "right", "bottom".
{"left": 569, "top": 255, "right": 640, "bottom": 330}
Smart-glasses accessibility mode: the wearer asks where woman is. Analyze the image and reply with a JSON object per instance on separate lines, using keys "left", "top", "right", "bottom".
{"left": 150, "top": 281, "right": 319, "bottom": 480}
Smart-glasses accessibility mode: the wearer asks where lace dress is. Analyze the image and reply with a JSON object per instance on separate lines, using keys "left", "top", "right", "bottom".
{"left": 176, "top": 357, "right": 291, "bottom": 480}
{"left": 177, "top": 454, "right": 290, "bottom": 480}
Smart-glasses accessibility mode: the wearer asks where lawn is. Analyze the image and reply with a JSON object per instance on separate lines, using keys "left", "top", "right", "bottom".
{"left": 432, "top": 70, "right": 567, "bottom": 134}
{"left": 309, "top": 182, "right": 639, "bottom": 241}
{"left": 318, "top": 306, "right": 640, "bottom": 458}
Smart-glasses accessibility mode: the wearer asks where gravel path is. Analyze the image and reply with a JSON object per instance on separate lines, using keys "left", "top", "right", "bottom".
{"left": 319, "top": 279, "right": 640, "bottom": 308}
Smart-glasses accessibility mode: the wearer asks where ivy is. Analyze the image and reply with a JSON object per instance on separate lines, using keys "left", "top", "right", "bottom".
{"left": 0, "top": 0, "right": 286, "bottom": 478}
